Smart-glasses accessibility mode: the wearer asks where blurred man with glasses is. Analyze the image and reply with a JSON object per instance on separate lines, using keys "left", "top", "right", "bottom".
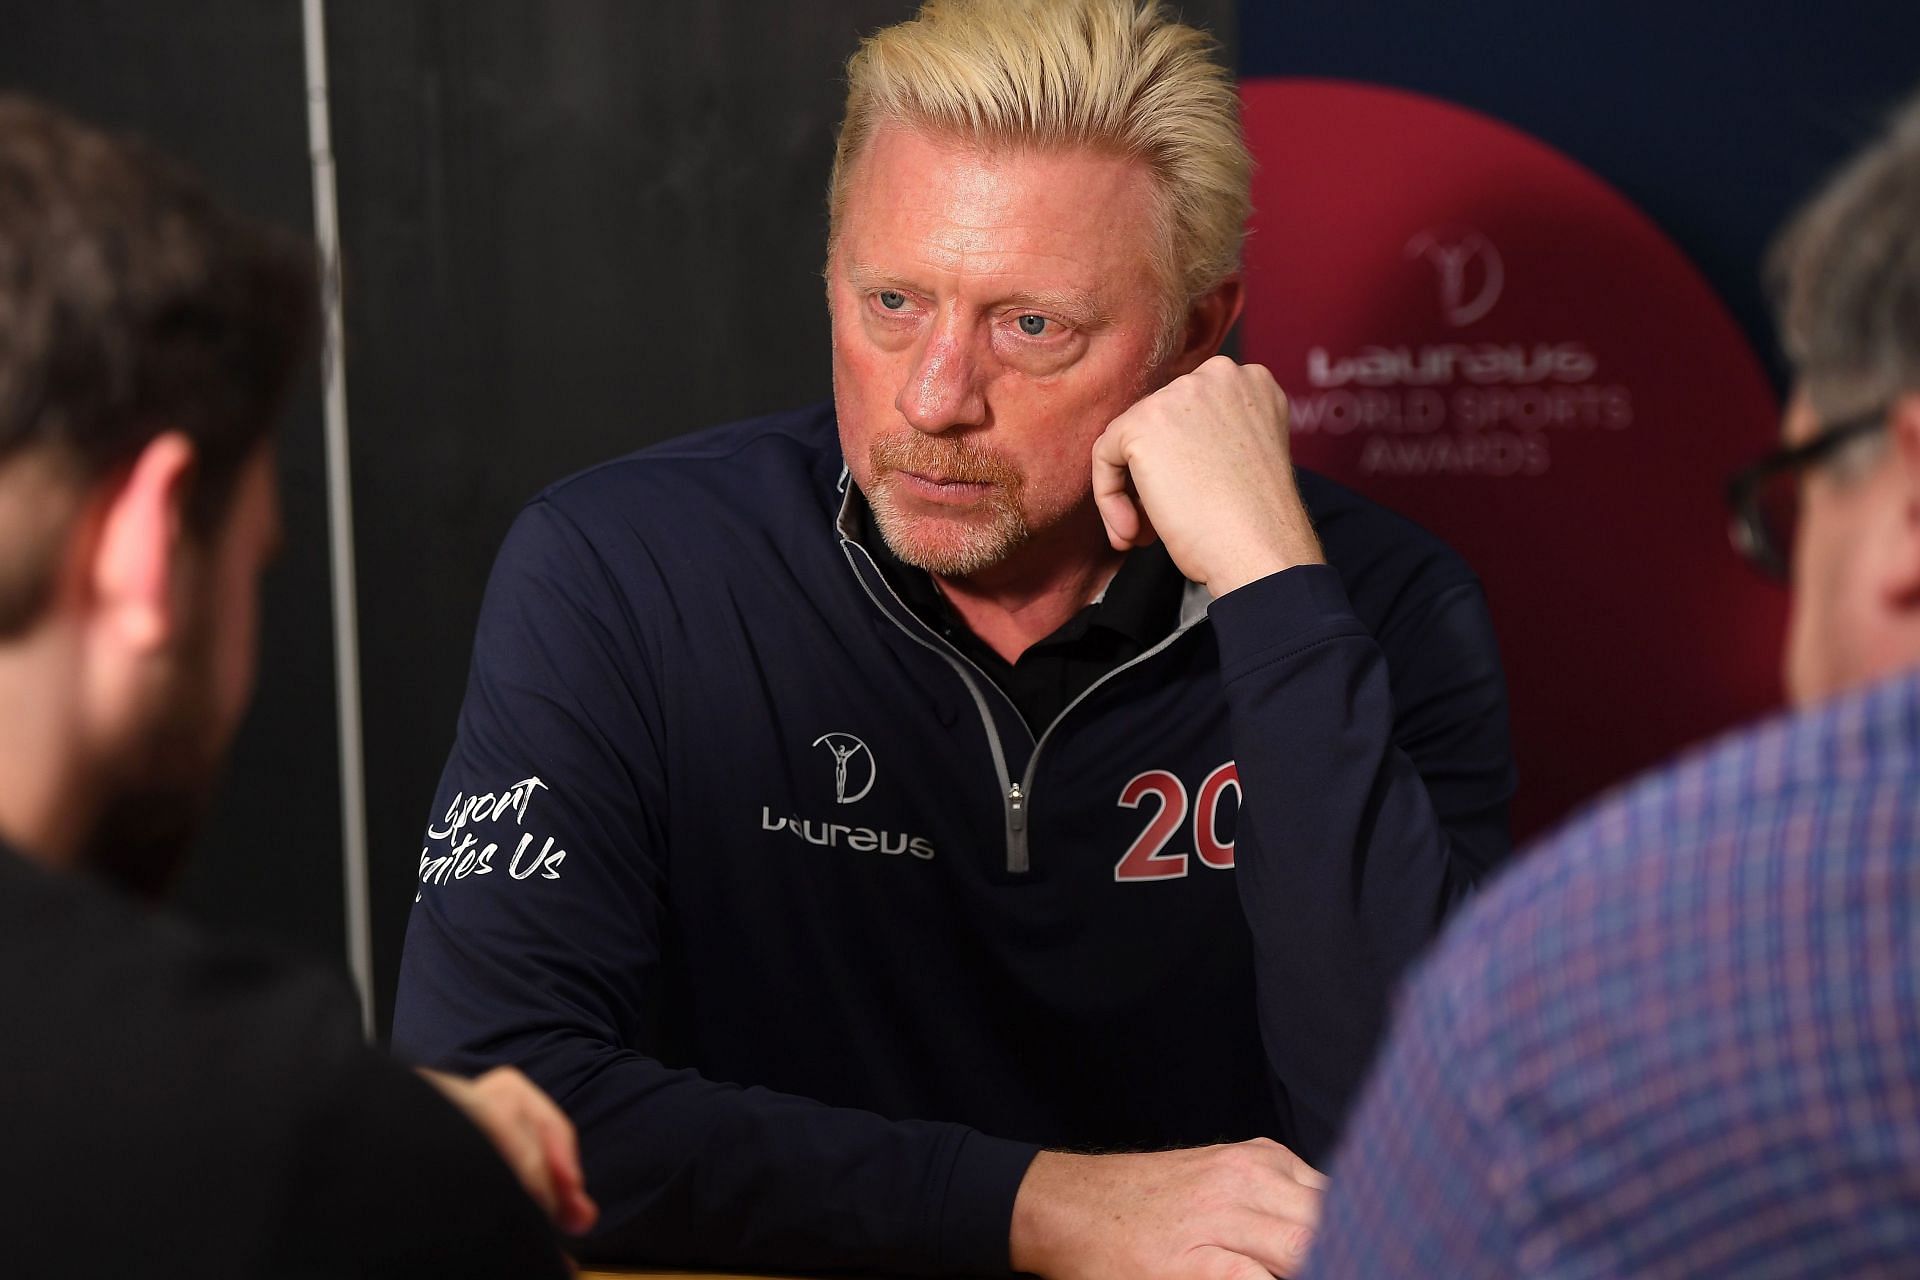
{"left": 1305, "top": 91, "right": 1920, "bottom": 1278}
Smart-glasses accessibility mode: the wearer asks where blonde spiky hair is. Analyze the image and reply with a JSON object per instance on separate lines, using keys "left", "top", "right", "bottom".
{"left": 826, "top": 0, "right": 1251, "bottom": 324}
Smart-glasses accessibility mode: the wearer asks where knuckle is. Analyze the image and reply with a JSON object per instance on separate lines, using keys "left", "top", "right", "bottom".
{"left": 1241, "top": 1139, "right": 1283, "bottom": 1166}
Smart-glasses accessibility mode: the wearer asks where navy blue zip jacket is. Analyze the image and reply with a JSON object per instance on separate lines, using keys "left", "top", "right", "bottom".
{"left": 393, "top": 403, "right": 1514, "bottom": 1275}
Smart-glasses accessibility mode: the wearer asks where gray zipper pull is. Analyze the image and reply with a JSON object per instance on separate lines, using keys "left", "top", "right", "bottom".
{"left": 1005, "top": 783, "right": 1031, "bottom": 875}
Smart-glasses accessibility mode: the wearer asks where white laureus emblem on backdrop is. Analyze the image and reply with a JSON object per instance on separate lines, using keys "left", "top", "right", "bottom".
{"left": 812, "top": 732, "right": 876, "bottom": 804}
{"left": 1404, "top": 228, "right": 1504, "bottom": 328}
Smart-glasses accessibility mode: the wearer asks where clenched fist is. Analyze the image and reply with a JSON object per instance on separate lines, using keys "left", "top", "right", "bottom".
{"left": 1010, "top": 1138, "right": 1328, "bottom": 1279}
{"left": 1092, "top": 356, "right": 1323, "bottom": 597}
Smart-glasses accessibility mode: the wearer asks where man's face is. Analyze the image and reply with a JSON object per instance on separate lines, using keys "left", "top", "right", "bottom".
{"left": 84, "top": 444, "right": 280, "bottom": 896}
{"left": 829, "top": 125, "right": 1178, "bottom": 579}
{"left": 1783, "top": 391, "right": 1901, "bottom": 705}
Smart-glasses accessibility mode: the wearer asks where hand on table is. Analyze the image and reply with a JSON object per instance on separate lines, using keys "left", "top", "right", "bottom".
{"left": 1009, "top": 1138, "right": 1328, "bottom": 1279}
{"left": 420, "top": 1064, "right": 599, "bottom": 1235}
{"left": 1092, "top": 355, "right": 1324, "bottom": 598}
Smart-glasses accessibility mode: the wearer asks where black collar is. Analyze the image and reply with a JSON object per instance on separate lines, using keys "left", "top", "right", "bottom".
{"left": 850, "top": 494, "right": 1186, "bottom": 653}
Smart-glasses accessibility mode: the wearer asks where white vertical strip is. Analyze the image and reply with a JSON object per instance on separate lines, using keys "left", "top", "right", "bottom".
{"left": 301, "top": 0, "right": 375, "bottom": 1039}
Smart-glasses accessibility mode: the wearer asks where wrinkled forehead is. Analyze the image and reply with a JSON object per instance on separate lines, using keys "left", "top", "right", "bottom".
{"left": 834, "top": 125, "right": 1167, "bottom": 289}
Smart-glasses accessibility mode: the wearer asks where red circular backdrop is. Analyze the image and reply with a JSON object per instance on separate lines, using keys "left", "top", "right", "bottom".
{"left": 1239, "top": 78, "right": 1787, "bottom": 840}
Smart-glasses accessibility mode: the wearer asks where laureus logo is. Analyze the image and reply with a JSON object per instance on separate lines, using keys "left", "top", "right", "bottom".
{"left": 761, "top": 732, "right": 930, "bottom": 859}
{"left": 1405, "top": 228, "right": 1504, "bottom": 328}
{"left": 812, "top": 732, "right": 875, "bottom": 804}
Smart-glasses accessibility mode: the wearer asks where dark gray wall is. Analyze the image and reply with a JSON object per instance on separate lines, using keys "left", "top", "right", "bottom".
{"left": 0, "top": 2, "right": 347, "bottom": 967}
{"left": 1, "top": 0, "right": 1235, "bottom": 1030}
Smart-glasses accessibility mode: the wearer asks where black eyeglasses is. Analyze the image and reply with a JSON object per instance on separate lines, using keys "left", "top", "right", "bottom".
{"left": 1725, "top": 409, "right": 1888, "bottom": 581}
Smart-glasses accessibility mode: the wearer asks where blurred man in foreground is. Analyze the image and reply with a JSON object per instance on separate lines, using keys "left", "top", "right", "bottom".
{"left": 396, "top": 1, "right": 1514, "bottom": 1275}
{"left": 1307, "top": 90, "right": 1920, "bottom": 1278}
{"left": 0, "top": 96, "right": 592, "bottom": 1276}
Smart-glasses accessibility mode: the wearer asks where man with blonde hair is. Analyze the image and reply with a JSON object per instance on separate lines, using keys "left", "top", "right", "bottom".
{"left": 397, "top": 2, "right": 1514, "bottom": 1275}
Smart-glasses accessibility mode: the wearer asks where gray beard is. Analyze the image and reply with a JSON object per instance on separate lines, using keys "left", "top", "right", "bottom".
{"left": 866, "top": 477, "right": 1031, "bottom": 578}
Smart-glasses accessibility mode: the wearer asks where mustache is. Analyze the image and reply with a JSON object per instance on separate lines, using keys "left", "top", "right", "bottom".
{"left": 869, "top": 434, "right": 1022, "bottom": 488}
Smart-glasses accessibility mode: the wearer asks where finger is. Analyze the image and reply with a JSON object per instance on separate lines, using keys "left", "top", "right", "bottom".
{"left": 1109, "top": 475, "right": 1159, "bottom": 550}
{"left": 1213, "top": 1251, "right": 1274, "bottom": 1280}
{"left": 561, "top": 1187, "right": 600, "bottom": 1236}
{"left": 534, "top": 1099, "right": 599, "bottom": 1233}
{"left": 1287, "top": 1153, "right": 1330, "bottom": 1192}
{"left": 1252, "top": 370, "right": 1296, "bottom": 452}
{"left": 1243, "top": 1138, "right": 1330, "bottom": 1195}
{"left": 1249, "top": 1167, "right": 1324, "bottom": 1233}
{"left": 1090, "top": 427, "right": 1144, "bottom": 550}
{"left": 1216, "top": 1208, "right": 1314, "bottom": 1279}
{"left": 1182, "top": 1251, "right": 1274, "bottom": 1280}
{"left": 526, "top": 1089, "right": 581, "bottom": 1192}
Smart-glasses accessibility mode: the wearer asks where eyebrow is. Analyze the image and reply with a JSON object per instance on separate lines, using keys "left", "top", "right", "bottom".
{"left": 844, "top": 261, "right": 1112, "bottom": 329}
{"left": 1001, "top": 287, "right": 1113, "bottom": 329}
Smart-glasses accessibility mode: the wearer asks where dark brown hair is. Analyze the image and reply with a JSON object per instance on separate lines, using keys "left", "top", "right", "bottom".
{"left": 0, "top": 95, "right": 316, "bottom": 634}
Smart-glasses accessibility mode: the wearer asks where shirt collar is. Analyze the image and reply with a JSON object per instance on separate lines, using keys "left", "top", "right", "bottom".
{"left": 844, "top": 488, "right": 1186, "bottom": 651}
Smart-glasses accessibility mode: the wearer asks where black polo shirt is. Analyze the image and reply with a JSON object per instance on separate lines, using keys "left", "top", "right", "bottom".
{"left": 858, "top": 501, "right": 1188, "bottom": 735}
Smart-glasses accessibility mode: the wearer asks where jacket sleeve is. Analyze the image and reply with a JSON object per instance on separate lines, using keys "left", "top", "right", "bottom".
{"left": 391, "top": 498, "right": 1037, "bottom": 1276}
{"left": 1206, "top": 562, "right": 1514, "bottom": 1162}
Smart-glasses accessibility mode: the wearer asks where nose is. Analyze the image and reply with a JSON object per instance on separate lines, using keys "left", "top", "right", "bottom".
{"left": 896, "top": 311, "right": 987, "bottom": 434}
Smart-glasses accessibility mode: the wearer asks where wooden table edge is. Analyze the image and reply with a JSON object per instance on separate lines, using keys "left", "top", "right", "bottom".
{"left": 577, "top": 1269, "right": 832, "bottom": 1279}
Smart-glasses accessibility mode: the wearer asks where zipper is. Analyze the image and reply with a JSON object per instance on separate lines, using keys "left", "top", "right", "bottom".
{"left": 840, "top": 527, "right": 1208, "bottom": 875}
{"left": 840, "top": 540, "right": 1030, "bottom": 867}
{"left": 1009, "top": 606, "right": 1208, "bottom": 846}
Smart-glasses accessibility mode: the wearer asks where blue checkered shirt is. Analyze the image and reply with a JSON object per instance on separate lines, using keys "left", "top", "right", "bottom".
{"left": 1306, "top": 666, "right": 1920, "bottom": 1278}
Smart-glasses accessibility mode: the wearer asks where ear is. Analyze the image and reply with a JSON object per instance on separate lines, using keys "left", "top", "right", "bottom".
{"left": 1161, "top": 276, "right": 1246, "bottom": 378}
{"left": 89, "top": 432, "right": 198, "bottom": 654}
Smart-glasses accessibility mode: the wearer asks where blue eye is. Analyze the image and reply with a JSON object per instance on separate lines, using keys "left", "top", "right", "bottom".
{"left": 877, "top": 290, "right": 907, "bottom": 310}
{"left": 1016, "top": 314, "right": 1049, "bottom": 336}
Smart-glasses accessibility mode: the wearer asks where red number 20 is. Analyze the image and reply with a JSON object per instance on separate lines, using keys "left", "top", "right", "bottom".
{"left": 1112, "top": 763, "right": 1240, "bottom": 882}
